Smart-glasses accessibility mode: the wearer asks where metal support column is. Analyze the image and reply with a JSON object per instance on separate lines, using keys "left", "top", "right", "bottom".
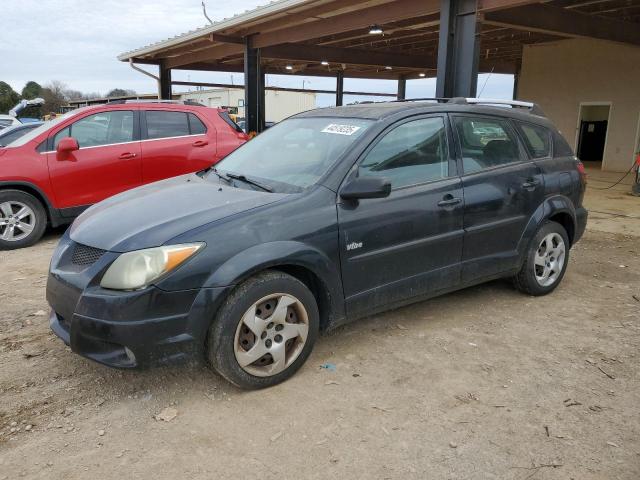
{"left": 397, "top": 76, "right": 407, "bottom": 100}
{"left": 336, "top": 71, "right": 344, "bottom": 107}
{"left": 258, "top": 71, "right": 266, "bottom": 132}
{"left": 512, "top": 59, "right": 522, "bottom": 100}
{"left": 159, "top": 62, "right": 172, "bottom": 99}
{"left": 435, "top": 0, "right": 480, "bottom": 98}
{"left": 244, "top": 37, "right": 263, "bottom": 133}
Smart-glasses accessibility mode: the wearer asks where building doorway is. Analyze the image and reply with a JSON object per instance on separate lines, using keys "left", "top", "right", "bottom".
{"left": 576, "top": 103, "right": 611, "bottom": 168}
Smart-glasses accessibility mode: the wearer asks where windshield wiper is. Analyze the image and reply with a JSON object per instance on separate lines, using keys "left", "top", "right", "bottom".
{"left": 201, "top": 167, "right": 233, "bottom": 184}
{"left": 225, "top": 172, "right": 273, "bottom": 192}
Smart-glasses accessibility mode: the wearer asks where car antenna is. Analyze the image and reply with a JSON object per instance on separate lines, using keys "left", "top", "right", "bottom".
{"left": 202, "top": 1, "right": 214, "bottom": 24}
{"left": 477, "top": 66, "right": 494, "bottom": 98}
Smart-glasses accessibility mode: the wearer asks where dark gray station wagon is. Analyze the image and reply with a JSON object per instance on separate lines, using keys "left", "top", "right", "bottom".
{"left": 47, "top": 98, "right": 588, "bottom": 389}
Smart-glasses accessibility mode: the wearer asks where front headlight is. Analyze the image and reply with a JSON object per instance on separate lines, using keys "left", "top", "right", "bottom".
{"left": 100, "top": 243, "right": 204, "bottom": 290}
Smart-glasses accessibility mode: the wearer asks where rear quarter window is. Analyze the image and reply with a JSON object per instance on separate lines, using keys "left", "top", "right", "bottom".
{"left": 219, "top": 111, "right": 243, "bottom": 133}
{"left": 553, "top": 131, "right": 575, "bottom": 157}
{"left": 516, "top": 121, "right": 551, "bottom": 159}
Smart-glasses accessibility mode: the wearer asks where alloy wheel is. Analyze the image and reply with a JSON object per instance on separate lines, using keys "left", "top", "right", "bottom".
{"left": 0, "top": 201, "right": 36, "bottom": 242}
{"left": 234, "top": 293, "right": 309, "bottom": 377}
{"left": 534, "top": 232, "right": 566, "bottom": 287}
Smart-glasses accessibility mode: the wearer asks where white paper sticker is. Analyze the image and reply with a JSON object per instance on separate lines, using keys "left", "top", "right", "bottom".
{"left": 321, "top": 124, "right": 362, "bottom": 136}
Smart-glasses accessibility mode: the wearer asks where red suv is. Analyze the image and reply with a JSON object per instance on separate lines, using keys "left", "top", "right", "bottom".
{"left": 0, "top": 101, "right": 247, "bottom": 249}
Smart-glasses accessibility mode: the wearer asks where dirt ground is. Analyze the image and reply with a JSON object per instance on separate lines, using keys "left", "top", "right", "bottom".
{"left": 1, "top": 177, "right": 639, "bottom": 479}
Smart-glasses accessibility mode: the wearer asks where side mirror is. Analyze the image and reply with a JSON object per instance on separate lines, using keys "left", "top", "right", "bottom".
{"left": 56, "top": 137, "right": 79, "bottom": 155}
{"left": 340, "top": 176, "right": 391, "bottom": 200}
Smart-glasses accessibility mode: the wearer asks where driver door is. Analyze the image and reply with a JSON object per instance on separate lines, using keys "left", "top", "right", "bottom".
{"left": 46, "top": 109, "right": 142, "bottom": 211}
{"left": 337, "top": 115, "right": 464, "bottom": 317}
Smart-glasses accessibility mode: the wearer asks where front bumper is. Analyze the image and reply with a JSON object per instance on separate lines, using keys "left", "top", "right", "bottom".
{"left": 46, "top": 235, "right": 230, "bottom": 368}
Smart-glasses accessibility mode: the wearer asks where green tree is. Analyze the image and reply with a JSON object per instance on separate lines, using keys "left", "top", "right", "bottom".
{"left": 107, "top": 88, "right": 136, "bottom": 98}
{"left": 0, "top": 81, "right": 20, "bottom": 114}
{"left": 41, "top": 80, "right": 69, "bottom": 115}
{"left": 21, "top": 81, "right": 42, "bottom": 100}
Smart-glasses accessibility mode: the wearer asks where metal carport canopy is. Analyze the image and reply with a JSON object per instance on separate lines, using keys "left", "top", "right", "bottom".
{"left": 118, "top": 0, "right": 640, "bottom": 131}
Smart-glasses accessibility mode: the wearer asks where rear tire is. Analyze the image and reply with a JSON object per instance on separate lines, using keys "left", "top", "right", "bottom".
{"left": 0, "top": 190, "right": 47, "bottom": 250}
{"left": 207, "top": 270, "right": 319, "bottom": 389}
{"left": 513, "top": 221, "right": 570, "bottom": 296}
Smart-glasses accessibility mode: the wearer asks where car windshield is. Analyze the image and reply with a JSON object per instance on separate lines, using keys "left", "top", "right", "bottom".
{"left": 214, "top": 117, "right": 373, "bottom": 193}
{"left": 5, "top": 110, "right": 81, "bottom": 148}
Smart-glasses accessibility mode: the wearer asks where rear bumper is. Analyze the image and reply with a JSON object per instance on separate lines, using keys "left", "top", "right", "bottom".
{"left": 574, "top": 206, "right": 588, "bottom": 244}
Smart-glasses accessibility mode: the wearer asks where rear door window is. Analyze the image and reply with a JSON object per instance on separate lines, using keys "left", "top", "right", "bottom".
{"left": 516, "top": 122, "right": 551, "bottom": 158}
{"left": 188, "top": 113, "right": 207, "bottom": 135}
{"left": 453, "top": 116, "right": 522, "bottom": 174}
{"left": 145, "top": 111, "right": 190, "bottom": 139}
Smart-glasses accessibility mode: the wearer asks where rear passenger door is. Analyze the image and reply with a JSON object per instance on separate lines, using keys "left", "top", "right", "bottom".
{"left": 452, "top": 114, "right": 544, "bottom": 282}
{"left": 141, "top": 109, "right": 216, "bottom": 183}
{"left": 338, "top": 115, "right": 464, "bottom": 316}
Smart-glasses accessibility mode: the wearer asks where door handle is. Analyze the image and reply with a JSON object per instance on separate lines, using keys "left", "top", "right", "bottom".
{"left": 119, "top": 152, "right": 137, "bottom": 160}
{"left": 192, "top": 140, "right": 209, "bottom": 147}
{"left": 437, "top": 195, "right": 462, "bottom": 207}
{"left": 521, "top": 179, "right": 540, "bottom": 191}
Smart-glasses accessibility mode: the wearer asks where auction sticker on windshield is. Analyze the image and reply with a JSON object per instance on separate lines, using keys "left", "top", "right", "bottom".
{"left": 322, "top": 124, "right": 362, "bottom": 136}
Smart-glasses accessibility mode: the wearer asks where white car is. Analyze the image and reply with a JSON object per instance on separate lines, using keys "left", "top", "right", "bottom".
{"left": 0, "top": 98, "right": 45, "bottom": 130}
{"left": 0, "top": 114, "right": 22, "bottom": 130}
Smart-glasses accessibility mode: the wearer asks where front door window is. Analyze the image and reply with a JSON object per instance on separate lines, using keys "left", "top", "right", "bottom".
{"left": 53, "top": 111, "right": 134, "bottom": 149}
{"left": 358, "top": 117, "right": 450, "bottom": 188}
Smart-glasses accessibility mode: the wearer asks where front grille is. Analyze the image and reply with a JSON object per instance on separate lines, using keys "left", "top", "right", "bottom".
{"left": 71, "top": 243, "right": 106, "bottom": 266}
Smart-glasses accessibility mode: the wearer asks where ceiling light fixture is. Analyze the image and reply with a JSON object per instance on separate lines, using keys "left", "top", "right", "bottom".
{"left": 419, "top": 73, "right": 426, "bottom": 77}
{"left": 321, "top": 60, "right": 329, "bottom": 66}
{"left": 369, "top": 25, "right": 383, "bottom": 35}
{"left": 285, "top": 65, "right": 293, "bottom": 70}
{"left": 385, "top": 66, "right": 393, "bottom": 70}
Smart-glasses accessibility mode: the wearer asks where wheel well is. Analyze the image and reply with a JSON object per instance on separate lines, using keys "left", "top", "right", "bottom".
{"left": 548, "top": 212, "right": 575, "bottom": 246}
{"left": 270, "top": 264, "right": 333, "bottom": 332}
{"left": 0, "top": 184, "right": 51, "bottom": 225}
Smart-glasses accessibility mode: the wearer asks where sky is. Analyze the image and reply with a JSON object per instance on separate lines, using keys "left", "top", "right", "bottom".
{"left": 2, "top": 0, "right": 514, "bottom": 107}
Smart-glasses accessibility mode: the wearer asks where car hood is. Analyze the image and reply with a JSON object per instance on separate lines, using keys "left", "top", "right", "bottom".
{"left": 70, "top": 173, "right": 287, "bottom": 252}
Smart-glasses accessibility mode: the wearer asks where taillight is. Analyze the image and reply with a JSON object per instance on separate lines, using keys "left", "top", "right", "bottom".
{"left": 576, "top": 159, "right": 587, "bottom": 184}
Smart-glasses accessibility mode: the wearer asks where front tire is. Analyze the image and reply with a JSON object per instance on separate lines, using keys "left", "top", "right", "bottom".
{"left": 207, "top": 270, "right": 319, "bottom": 389}
{"left": 513, "top": 221, "right": 570, "bottom": 296}
{"left": 0, "top": 190, "right": 47, "bottom": 250}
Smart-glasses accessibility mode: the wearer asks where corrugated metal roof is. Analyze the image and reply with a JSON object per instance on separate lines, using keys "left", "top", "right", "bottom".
{"left": 118, "top": 0, "right": 316, "bottom": 61}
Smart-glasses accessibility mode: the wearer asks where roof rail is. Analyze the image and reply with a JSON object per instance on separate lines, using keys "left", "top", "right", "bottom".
{"left": 391, "top": 97, "right": 450, "bottom": 104}
{"left": 448, "top": 97, "right": 545, "bottom": 116}
{"left": 116, "top": 99, "right": 206, "bottom": 106}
